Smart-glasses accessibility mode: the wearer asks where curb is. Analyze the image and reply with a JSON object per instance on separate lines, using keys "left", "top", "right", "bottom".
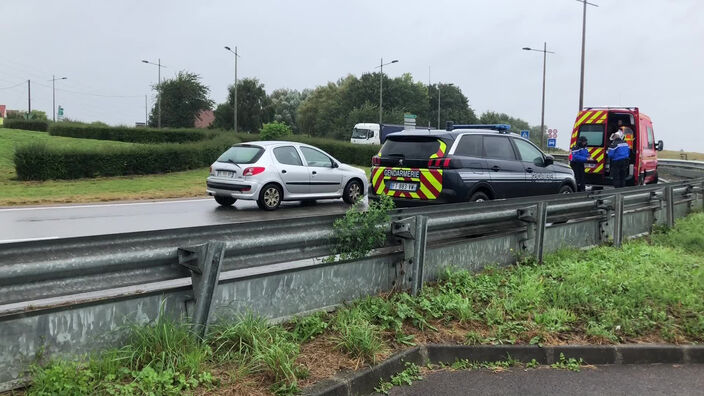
{"left": 304, "top": 344, "right": 704, "bottom": 396}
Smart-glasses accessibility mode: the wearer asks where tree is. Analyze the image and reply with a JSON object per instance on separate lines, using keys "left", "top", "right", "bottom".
{"left": 149, "top": 71, "right": 213, "bottom": 128}
{"left": 213, "top": 78, "right": 271, "bottom": 132}
{"left": 269, "top": 88, "right": 307, "bottom": 133}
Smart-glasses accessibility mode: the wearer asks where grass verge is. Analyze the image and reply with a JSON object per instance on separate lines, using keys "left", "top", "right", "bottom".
{"left": 21, "top": 213, "right": 704, "bottom": 395}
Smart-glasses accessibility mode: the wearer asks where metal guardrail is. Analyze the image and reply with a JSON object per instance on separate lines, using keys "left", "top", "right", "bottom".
{"left": 0, "top": 169, "right": 702, "bottom": 390}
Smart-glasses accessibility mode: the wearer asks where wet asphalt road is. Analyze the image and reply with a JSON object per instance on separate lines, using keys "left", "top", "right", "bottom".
{"left": 388, "top": 364, "right": 704, "bottom": 396}
{"left": 0, "top": 197, "right": 355, "bottom": 243}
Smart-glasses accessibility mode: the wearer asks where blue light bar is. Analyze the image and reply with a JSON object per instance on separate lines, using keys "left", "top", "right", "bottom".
{"left": 451, "top": 124, "right": 512, "bottom": 131}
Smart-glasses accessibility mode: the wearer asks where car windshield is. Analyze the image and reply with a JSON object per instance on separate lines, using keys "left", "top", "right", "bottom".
{"left": 578, "top": 124, "right": 605, "bottom": 147}
{"left": 352, "top": 128, "right": 372, "bottom": 139}
{"left": 380, "top": 137, "right": 442, "bottom": 158}
{"left": 216, "top": 145, "right": 264, "bottom": 164}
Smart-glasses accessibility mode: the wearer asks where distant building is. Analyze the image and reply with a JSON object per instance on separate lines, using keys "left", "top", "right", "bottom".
{"left": 195, "top": 110, "right": 215, "bottom": 129}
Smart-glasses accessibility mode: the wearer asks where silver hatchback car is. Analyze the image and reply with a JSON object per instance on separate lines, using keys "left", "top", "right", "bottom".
{"left": 206, "top": 141, "right": 368, "bottom": 210}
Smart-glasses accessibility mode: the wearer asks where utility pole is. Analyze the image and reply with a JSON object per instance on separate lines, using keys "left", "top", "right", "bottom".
{"left": 376, "top": 58, "right": 399, "bottom": 125}
{"left": 51, "top": 75, "right": 67, "bottom": 122}
{"left": 522, "top": 44, "right": 555, "bottom": 150}
{"left": 141, "top": 59, "right": 167, "bottom": 128}
{"left": 145, "top": 94, "right": 148, "bottom": 125}
{"left": 225, "top": 46, "right": 240, "bottom": 133}
{"left": 577, "top": 0, "right": 599, "bottom": 111}
{"left": 27, "top": 80, "right": 31, "bottom": 115}
{"left": 428, "top": 66, "right": 431, "bottom": 129}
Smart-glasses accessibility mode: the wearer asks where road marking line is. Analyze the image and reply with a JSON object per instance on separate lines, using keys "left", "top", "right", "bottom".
{"left": 0, "top": 236, "right": 59, "bottom": 244}
{"left": 0, "top": 198, "right": 212, "bottom": 212}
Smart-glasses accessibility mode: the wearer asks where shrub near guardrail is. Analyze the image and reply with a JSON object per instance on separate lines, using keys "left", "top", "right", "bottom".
{"left": 14, "top": 135, "right": 240, "bottom": 180}
{"left": 3, "top": 119, "right": 49, "bottom": 132}
{"left": 49, "top": 123, "right": 215, "bottom": 144}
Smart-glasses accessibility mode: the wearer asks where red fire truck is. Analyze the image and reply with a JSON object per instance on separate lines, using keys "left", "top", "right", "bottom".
{"left": 569, "top": 107, "right": 663, "bottom": 186}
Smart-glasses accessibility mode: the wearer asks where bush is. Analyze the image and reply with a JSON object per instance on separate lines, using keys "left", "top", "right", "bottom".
{"left": 259, "top": 121, "right": 293, "bottom": 140}
{"left": 14, "top": 135, "right": 240, "bottom": 180}
{"left": 49, "top": 123, "right": 216, "bottom": 144}
{"left": 3, "top": 119, "right": 49, "bottom": 132}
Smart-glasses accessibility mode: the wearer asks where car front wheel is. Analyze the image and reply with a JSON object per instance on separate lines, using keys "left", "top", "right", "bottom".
{"left": 343, "top": 180, "right": 363, "bottom": 204}
{"left": 257, "top": 183, "right": 282, "bottom": 210}
{"left": 469, "top": 191, "right": 490, "bottom": 202}
{"left": 214, "top": 196, "right": 236, "bottom": 206}
{"left": 559, "top": 185, "right": 574, "bottom": 194}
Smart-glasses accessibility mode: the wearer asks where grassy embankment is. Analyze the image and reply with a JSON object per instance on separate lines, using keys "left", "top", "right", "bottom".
{"left": 22, "top": 212, "right": 704, "bottom": 395}
{"left": 0, "top": 128, "right": 371, "bottom": 206}
{"left": 659, "top": 149, "right": 704, "bottom": 161}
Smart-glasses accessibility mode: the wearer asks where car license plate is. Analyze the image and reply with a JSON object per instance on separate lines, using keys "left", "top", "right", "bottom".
{"left": 389, "top": 182, "right": 418, "bottom": 192}
{"left": 586, "top": 163, "right": 596, "bottom": 169}
{"left": 217, "top": 170, "right": 236, "bottom": 178}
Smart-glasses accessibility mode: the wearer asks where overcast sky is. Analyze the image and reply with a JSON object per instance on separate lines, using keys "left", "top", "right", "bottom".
{"left": 2, "top": 0, "right": 703, "bottom": 151}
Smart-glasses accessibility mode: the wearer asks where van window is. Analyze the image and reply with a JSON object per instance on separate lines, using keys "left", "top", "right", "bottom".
{"left": 483, "top": 136, "right": 516, "bottom": 160}
{"left": 647, "top": 126, "right": 655, "bottom": 149}
{"left": 578, "top": 124, "right": 605, "bottom": 147}
{"left": 455, "top": 135, "right": 483, "bottom": 157}
{"left": 380, "top": 137, "right": 441, "bottom": 159}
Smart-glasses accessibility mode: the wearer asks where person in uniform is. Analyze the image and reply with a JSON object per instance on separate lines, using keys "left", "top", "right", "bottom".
{"left": 569, "top": 136, "right": 591, "bottom": 192}
{"left": 607, "top": 130, "right": 630, "bottom": 188}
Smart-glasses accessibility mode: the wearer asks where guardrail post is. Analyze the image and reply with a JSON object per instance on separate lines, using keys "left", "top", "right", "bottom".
{"left": 597, "top": 198, "right": 613, "bottom": 243}
{"left": 391, "top": 215, "right": 428, "bottom": 295}
{"left": 534, "top": 202, "right": 547, "bottom": 263}
{"left": 177, "top": 241, "right": 225, "bottom": 339}
{"left": 613, "top": 193, "right": 624, "bottom": 248}
{"left": 665, "top": 185, "right": 675, "bottom": 228}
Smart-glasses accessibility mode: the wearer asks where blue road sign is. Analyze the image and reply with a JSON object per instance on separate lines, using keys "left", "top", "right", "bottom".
{"left": 520, "top": 130, "right": 530, "bottom": 139}
{"left": 547, "top": 138, "right": 557, "bottom": 148}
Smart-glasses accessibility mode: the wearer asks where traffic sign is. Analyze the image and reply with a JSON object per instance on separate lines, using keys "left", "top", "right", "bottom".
{"left": 547, "top": 138, "right": 557, "bottom": 148}
{"left": 520, "top": 130, "right": 530, "bottom": 139}
{"left": 547, "top": 129, "right": 558, "bottom": 139}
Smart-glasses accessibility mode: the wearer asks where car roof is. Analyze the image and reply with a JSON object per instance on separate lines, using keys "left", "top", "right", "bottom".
{"left": 234, "top": 140, "right": 306, "bottom": 147}
{"left": 387, "top": 129, "right": 523, "bottom": 140}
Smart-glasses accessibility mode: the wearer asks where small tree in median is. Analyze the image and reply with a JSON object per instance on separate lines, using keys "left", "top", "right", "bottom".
{"left": 259, "top": 121, "right": 293, "bottom": 140}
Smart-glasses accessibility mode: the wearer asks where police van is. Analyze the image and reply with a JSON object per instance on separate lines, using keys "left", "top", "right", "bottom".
{"left": 569, "top": 107, "right": 663, "bottom": 186}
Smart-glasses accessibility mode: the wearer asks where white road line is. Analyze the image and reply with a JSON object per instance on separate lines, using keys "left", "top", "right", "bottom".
{"left": 0, "top": 236, "right": 59, "bottom": 244}
{"left": 0, "top": 198, "right": 212, "bottom": 212}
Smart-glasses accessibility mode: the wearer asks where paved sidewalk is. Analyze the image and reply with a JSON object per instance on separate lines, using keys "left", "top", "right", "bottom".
{"left": 389, "top": 364, "right": 704, "bottom": 396}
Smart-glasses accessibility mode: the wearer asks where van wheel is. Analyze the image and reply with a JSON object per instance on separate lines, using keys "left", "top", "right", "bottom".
{"left": 214, "top": 196, "right": 236, "bottom": 206}
{"left": 559, "top": 185, "right": 574, "bottom": 194}
{"left": 469, "top": 191, "right": 490, "bottom": 202}
{"left": 343, "top": 180, "right": 363, "bottom": 204}
{"left": 257, "top": 183, "right": 282, "bottom": 210}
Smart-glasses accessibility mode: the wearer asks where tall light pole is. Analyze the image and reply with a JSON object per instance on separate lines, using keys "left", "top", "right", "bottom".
{"left": 577, "top": 0, "right": 598, "bottom": 111}
{"left": 375, "top": 58, "right": 398, "bottom": 125}
{"left": 437, "top": 82, "right": 453, "bottom": 129}
{"left": 51, "top": 75, "right": 67, "bottom": 122}
{"left": 523, "top": 43, "right": 555, "bottom": 150}
{"left": 141, "top": 59, "right": 166, "bottom": 128}
{"left": 224, "top": 46, "right": 240, "bottom": 133}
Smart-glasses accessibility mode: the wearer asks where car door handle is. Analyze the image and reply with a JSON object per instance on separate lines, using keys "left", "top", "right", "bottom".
{"left": 491, "top": 166, "right": 501, "bottom": 172}
{"left": 526, "top": 167, "right": 534, "bottom": 173}
{"left": 312, "top": 171, "right": 317, "bottom": 175}
{"left": 281, "top": 170, "right": 287, "bottom": 174}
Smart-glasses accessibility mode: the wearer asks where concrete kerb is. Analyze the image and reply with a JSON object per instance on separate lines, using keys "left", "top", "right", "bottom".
{"left": 304, "top": 344, "right": 704, "bottom": 396}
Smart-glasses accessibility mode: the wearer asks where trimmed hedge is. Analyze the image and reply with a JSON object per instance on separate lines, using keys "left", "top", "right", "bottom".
{"left": 3, "top": 119, "right": 49, "bottom": 132}
{"left": 49, "top": 123, "right": 216, "bottom": 144}
{"left": 14, "top": 135, "right": 240, "bottom": 181}
{"left": 233, "top": 133, "right": 379, "bottom": 167}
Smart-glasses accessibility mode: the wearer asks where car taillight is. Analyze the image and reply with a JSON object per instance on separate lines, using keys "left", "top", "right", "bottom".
{"left": 243, "top": 167, "right": 266, "bottom": 176}
{"left": 372, "top": 156, "right": 381, "bottom": 166}
{"left": 427, "top": 158, "right": 453, "bottom": 168}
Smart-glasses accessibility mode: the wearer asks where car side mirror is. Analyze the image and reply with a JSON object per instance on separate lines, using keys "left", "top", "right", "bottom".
{"left": 543, "top": 155, "right": 554, "bottom": 166}
{"left": 656, "top": 140, "right": 664, "bottom": 151}
{"left": 332, "top": 162, "right": 339, "bottom": 168}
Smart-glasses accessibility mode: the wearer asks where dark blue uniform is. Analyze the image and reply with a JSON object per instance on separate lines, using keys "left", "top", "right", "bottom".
{"left": 608, "top": 138, "right": 630, "bottom": 188}
{"left": 569, "top": 145, "right": 590, "bottom": 192}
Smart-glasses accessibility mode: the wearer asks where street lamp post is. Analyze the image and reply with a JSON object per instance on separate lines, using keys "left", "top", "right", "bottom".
{"left": 51, "top": 75, "right": 67, "bottom": 122}
{"left": 224, "top": 46, "right": 240, "bottom": 133}
{"left": 141, "top": 59, "right": 166, "bottom": 128}
{"left": 577, "top": 0, "right": 598, "bottom": 111}
{"left": 522, "top": 43, "right": 555, "bottom": 150}
{"left": 375, "top": 58, "right": 398, "bottom": 125}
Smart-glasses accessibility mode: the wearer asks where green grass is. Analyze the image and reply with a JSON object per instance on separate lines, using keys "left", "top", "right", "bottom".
{"left": 24, "top": 212, "right": 704, "bottom": 395}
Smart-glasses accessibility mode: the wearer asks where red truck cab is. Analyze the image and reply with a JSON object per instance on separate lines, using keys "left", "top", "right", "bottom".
{"left": 569, "top": 107, "right": 663, "bottom": 186}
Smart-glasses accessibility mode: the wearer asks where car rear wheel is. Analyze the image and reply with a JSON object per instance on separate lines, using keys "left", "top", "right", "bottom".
{"left": 469, "top": 191, "right": 490, "bottom": 202}
{"left": 214, "top": 196, "right": 236, "bottom": 206}
{"left": 257, "top": 183, "right": 282, "bottom": 210}
{"left": 343, "top": 180, "right": 363, "bottom": 204}
{"left": 559, "top": 185, "right": 574, "bottom": 194}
